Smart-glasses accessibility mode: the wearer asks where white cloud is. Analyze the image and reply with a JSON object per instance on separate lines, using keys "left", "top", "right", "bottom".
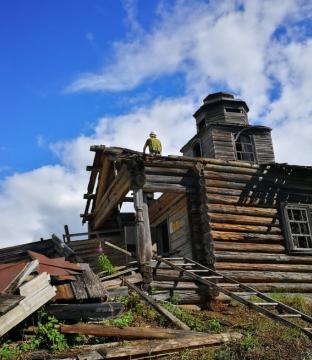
{"left": 2, "top": 0, "right": 312, "bottom": 247}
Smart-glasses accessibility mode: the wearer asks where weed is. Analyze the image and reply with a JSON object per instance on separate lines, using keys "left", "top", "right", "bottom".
{"left": 111, "top": 311, "right": 134, "bottom": 328}
{"left": 207, "top": 319, "right": 222, "bottom": 332}
{"left": 0, "top": 343, "right": 20, "bottom": 359}
{"left": 98, "top": 254, "right": 115, "bottom": 274}
{"left": 36, "top": 314, "right": 68, "bottom": 352}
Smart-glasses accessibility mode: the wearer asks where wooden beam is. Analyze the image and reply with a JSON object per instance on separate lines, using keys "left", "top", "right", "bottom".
{"left": 94, "top": 164, "right": 131, "bottom": 229}
{"left": 58, "top": 324, "right": 206, "bottom": 339}
{"left": 124, "top": 279, "right": 190, "bottom": 331}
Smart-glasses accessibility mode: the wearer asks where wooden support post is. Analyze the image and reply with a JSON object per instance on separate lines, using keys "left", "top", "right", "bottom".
{"left": 63, "top": 224, "right": 70, "bottom": 242}
{"left": 133, "top": 188, "right": 153, "bottom": 285}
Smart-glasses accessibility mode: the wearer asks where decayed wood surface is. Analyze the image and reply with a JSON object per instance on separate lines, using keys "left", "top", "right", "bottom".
{"left": 0, "top": 294, "right": 24, "bottom": 315}
{"left": 124, "top": 279, "right": 190, "bottom": 331}
{"left": 59, "top": 324, "right": 206, "bottom": 339}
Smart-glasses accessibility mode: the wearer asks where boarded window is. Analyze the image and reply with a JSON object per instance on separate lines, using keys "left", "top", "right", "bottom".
{"left": 235, "top": 134, "right": 255, "bottom": 162}
{"left": 282, "top": 204, "right": 312, "bottom": 252}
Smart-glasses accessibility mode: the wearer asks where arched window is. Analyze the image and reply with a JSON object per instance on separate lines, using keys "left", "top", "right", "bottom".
{"left": 192, "top": 141, "right": 202, "bottom": 157}
{"left": 235, "top": 134, "right": 255, "bottom": 162}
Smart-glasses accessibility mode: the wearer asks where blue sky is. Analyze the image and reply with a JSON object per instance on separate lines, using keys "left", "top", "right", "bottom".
{"left": 0, "top": 1, "right": 160, "bottom": 175}
{"left": 1, "top": 0, "right": 312, "bottom": 246}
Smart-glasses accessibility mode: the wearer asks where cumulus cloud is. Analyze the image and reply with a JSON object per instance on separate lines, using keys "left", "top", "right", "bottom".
{"left": 2, "top": 0, "right": 312, "bottom": 247}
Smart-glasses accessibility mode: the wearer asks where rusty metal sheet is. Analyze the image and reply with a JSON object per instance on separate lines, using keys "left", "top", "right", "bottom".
{"left": 0, "top": 261, "right": 28, "bottom": 293}
{"left": 28, "top": 251, "right": 81, "bottom": 271}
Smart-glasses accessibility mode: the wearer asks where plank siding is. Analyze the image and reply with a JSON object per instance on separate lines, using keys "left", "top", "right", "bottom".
{"left": 199, "top": 160, "right": 312, "bottom": 292}
{"left": 149, "top": 195, "right": 192, "bottom": 258}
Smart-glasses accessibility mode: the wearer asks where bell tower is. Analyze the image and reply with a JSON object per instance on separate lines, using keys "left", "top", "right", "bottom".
{"left": 180, "top": 92, "right": 275, "bottom": 164}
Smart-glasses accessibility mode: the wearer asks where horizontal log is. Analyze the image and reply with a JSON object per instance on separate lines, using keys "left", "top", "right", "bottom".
{"left": 244, "top": 282, "right": 312, "bottom": 293}
{"left": 206, "top": 194, "right": 277, "bottom": 207}
{"left": 210, "top": 223, "right": 282, "bottom": 234}
{"left": 204, "top": 158, "right": 260, "bottom": 169}
{"left": 144, "top": 182, "right": 193, "bottom": 193}
{"left": 145, "top": 166, "right": 193, "bottom": 175}
{"left": 221, "top": 270, "right": 312, "bottom": 283}
{"left": 151, "top": 281, "right": 199, "bottom": 290}
{"left": 59, "top": 324, "right": 205, "bottom": 340}
{"left": 211, "top": 231, "right": 283, "bottom": 243}
{"left": 207, "top": 204, "right": 277, "bottom": 217}
{"left": 145, "top": 174, "right": 197, "bottom": 186}
{"left": 214, "top": 241, "right": 285, "bottom": 253}
{"left": 204, "top": 163, "right": 262, "bottom": 175}
{"left": 208, "top": 212, "right": 280, "bottom": 226}
{"left": 215, "top": 262, "right": 312, "bottom": 273}
{"left": 214, "top": 251, "right": 312, "bottom": 264}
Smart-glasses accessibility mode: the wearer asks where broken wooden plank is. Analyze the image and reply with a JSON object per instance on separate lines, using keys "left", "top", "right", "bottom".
{"left": 98, "top": 267, "right": 138, "bottom": 280}
{"left": 46, "top": 303, "right": 124, "bottom": 321}
{"left": 79, "top": 263, "right": 107, "bottom": 299}
{"left": 124, "top": 279, "right": 190, "bottom": 331}
{"left": 59, "top": 324, "right": 208, "bottom": 340}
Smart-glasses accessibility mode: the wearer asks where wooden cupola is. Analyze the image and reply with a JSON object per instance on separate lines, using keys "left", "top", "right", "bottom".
{"left": 180, "top": 92, "right": 275, "bottom": 164}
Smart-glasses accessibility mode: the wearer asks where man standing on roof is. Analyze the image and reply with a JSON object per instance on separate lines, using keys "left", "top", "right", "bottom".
{"left": 143, "top": 131, "right": 162, "bottom": 155}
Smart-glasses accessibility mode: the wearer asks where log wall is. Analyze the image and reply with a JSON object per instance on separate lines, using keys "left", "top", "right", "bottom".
{"left": 198, "top": 159, "right": 312, "bottom": 292}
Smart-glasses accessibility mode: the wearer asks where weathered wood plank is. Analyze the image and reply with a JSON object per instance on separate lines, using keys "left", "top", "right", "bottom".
{"left": 207, "top": 204, "right": 277, "bottom": 217}
{"left": 59, "top": 324, "right": 206, "bottom": 339}
{"left": 0, "top": 273, "right": 56, "bottom": 337}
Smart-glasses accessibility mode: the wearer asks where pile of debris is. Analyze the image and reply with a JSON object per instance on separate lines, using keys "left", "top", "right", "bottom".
{"left": 0, "top": 241, "right": 243, "bottom": 359}
{"left": 0, "top": 250, "right": 123, "bottom": 338}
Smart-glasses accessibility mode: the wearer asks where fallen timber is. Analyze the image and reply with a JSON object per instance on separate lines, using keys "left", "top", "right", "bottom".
{"left": 26, "top": 333, "right": 242, "bottom": 359}
{"left": 124, "top": 279, "right": 190, "bottom": 331}
{"left": 58, "top": 324, "right": 207, "bottom": 339}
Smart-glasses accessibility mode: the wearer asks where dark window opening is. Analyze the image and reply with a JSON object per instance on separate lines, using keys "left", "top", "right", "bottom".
{"left": 235, "top": 134, "right": 255, "bottom": 162}
{"left": 198, "top": 119, "right": 206, "bottom": 130}
{"left": 155, "top": 220, "right": 170, "bottom": 255}
{"left": 225, "top": 107, "right": 242, "bottom": 113}
{"left": 283, "top": 204, "right": 312, "bottom": 251}
{"left": 192, "top": 141, "right": 202, "bottom": 157}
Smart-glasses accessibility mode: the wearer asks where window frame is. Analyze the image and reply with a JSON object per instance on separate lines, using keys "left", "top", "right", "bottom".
{"left": 234, "top": 133, "right": 257, "bottom": 163}
{"left": 281, "top": 203, "right": 312, "bottom": 254}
